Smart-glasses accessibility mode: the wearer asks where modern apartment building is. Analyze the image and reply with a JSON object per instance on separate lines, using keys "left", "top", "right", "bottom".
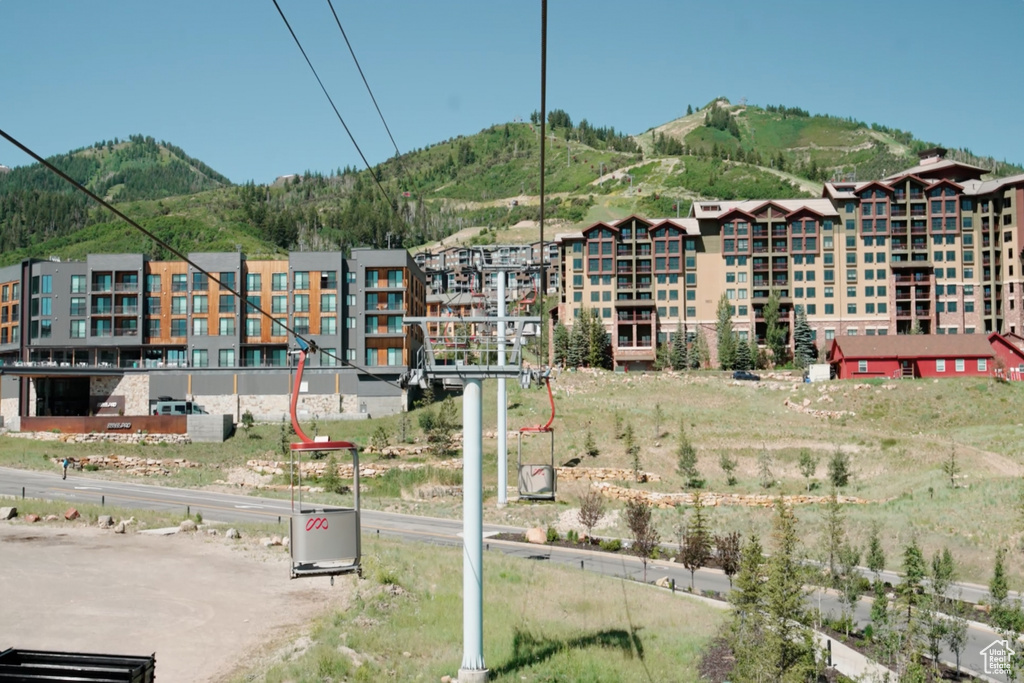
{"left": 557, "top": 149, "right": 1024, "bottom": 369}
{"left": 0, "top": 249, "right": 425, "bottom": 428}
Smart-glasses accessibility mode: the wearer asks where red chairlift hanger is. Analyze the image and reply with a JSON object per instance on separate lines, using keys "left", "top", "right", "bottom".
{"left": 516, "top": 369, "right": 556, "bottom": 500}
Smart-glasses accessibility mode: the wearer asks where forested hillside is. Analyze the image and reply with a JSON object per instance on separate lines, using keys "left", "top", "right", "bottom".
{"left": 1, "top": 102, "right": 1020, "bottom": 263}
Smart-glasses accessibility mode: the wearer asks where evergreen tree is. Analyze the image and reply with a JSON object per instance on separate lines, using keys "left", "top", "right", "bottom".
{"left": 991, "top": 547, "right": 1009, "bottom": 609}
{"left": 691, "top": 329, "right": 710, "bottom": 369}
{"left": 567, "top": 315, "right": 587, "bottom": 367}
{"left": 680, "top": 492, "right": 712, "bottom": 590}
{"left": 763, "top": 291, "right": 787, "bottom": 365}
{"left": 792, "top": 305, "right": 816, "bottom": 369}
{"left": 762, "top": 501, "right": 815, "bottom": 679}
{"left": 822, "top": 486, "right": 845, "bottom": 581}
{"left": 553, "top": 322, "right": 569, "bottom": 366}
{"left": 715, "top": 293, "right": 735, "bottom": 370}
{"left": 676, "top": 420, "right": 700, "bottom": 488}
{"left": 900, "top": 538, "right": 927, "bottom": 624}
{"left": 828, "top": 446, "right": 851, "bottom": 488}
{"left": 669, "top": 322, "right": 687, "bottom": 371}
{"left": 586, "top": 309, "right": 611, "bottom": 369}
{"left": 931, "top": 547, "right": 955, "bottom": 599}
{"left": 624, "top": 423, "right": 641, "bottom": 481}
{"left": 686, "top": 104, "right": 694, "bottom": 116}
{"left": 866, "top": 522, "right": 886, "bottom": 583}
{"left": 732, "top": 333, "right": 753, "bottom": 370}
{"left": 748, "top": 337, "right": 762, "bottom": 370}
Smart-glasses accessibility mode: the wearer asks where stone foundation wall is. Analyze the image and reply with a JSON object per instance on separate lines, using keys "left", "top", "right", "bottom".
{"left": 91, "top": 374, "right": 149, "bottom": 415}
{"left": 0, "top": 397, "right": 19, "bottom": 431}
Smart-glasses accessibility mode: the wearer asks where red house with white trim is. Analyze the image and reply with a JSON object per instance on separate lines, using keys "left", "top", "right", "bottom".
{"left": 827, "top": 334, "right": 1024, "bottom": 379}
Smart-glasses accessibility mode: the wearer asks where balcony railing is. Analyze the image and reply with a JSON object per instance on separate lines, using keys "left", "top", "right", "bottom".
{"left": 114, "top": 306, "right": 139, "bottom": 316}
{"left": 114, "top": 328, "right": 139, "bottom": 337}
{"left": 891, "top": 208, "right": 907, "bottom": 217}
{"left": 636, "top": 282, "right": 652, "bottom": 290}
{"left": 91, "top": 308, "right": 113, "bottom": 316}
{"left": 115, "top": 283, "right": 139, "bottom": 292}
{"left": 171, "top": 283, "right": 188, "bottom": 292}
{"left": 909, "top": 191, "right": 924, "bottom": 199}
{"left": 892, "top": 244, "right": 908, "bottom": 251}
{"left": 635, "top": 266, "right": 652, "bottom": 274}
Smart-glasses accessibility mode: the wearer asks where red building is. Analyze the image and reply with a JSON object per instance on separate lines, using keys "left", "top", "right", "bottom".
{"left": 827, "top": 334, "right": 1019, "bottom": 379}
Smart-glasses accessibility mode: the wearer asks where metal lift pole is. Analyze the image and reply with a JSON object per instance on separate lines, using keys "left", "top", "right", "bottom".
{"left": 496, "top": 274, "right": 508, "bottom": 507}
{"left": 460, "top": 377, "right": 486, "bottom": 680}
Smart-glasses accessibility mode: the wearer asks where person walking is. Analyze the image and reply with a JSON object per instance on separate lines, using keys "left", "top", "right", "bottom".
{"left": 62, "top": 457, "right": 70, "bottom": 480}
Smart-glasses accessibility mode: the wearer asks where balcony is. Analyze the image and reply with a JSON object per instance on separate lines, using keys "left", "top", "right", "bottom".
{"left": 771, "top": 229, "right": 787, "bottom": 237}
{"left": 114, "top": 328, "right": 139, "bottom": 337}
{"left": 913, "top": 287, "right": 930, "bottom": 298}
{"left": 171, "top": 282, "right": 188, "bottom": 292}
{"left": 909, "top": 191, "right": 924, "bottom": 200}
{"left": 616, "top": 265, "right": 633, "bottom": 274}
{"left": 910, "top": 210, "right": 926, "bottom": 217}
{"left": 616, "top": 247, "right": 632, "bottom": 256}
{"left": 617, "top": 311, "right": 654, "bottom": 322}
{"left": 891, "top": 243, "right": 908, "bottom": 251}
{"left": 772, "top": 243, "right": 788, "bottom": 253}
{"left": 115, "top": 282, "right": 139, "bottom": 292}
{"left": 635, "top": 282, "right": 652, "bottom": 290}
{"left": 896, "top": 307, "right": 912, "bottom": 318}
{"left": 895, "top": 288, "right": 912, "bottom": 301}
{"left": 114, "top": 306, "right": 139, "bottom": 316}
{"left": 90, "top": 308, "right": 113, "bottom": 316}
{"left": 772, "top": 279, "right": 789, "bottom": 287}
{"left": 91, "top": 283, "right": 112, "bottom": 293}
{"left": 891, "top": 207, "right": 907, "bottom": 217}
{"left": 752, "top": 229, "right": 769, "bottom": 238}
{"left": 635, "top": 265, "right": 652, "bottom": 274}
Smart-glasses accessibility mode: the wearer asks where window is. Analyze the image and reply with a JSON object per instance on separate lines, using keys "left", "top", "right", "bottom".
{"left": 246, "top": 273, "right": 262, "bottom": 290}
{"left": 978, "top": 359, "right": 988, "bottom": 372}
{"left": 321, "top": 348, "right": 339, "bottom": 367}
{"left": 193, "top": 272, "right": 208, "bottom": 291}
{"left": 219, "top": 295, "right": 235, "bottom": 313}
{"left": 824, "top": 287, "right": 834, "bottom": 298}
{"left": 294, "top": 294, "right": 310, "bottom": 313}
{"left": 219, "top": 318, "right": 235, "bottom": 336}
{"left": 364, "top": 269, "right": 378, "bottom": 288}
{"left": 192, "top": 349, "right": 209, "bottom": 368}
{"left": 71, "top": 275, "right": 87, "bottom": 294}
{"left": 936, "top": 359, "right": 946, "bottom": 373}
{"left": 387, "top": 270, "right": 404, "bottom": 287}
{"left": 954, "top": 359, "right": 965, "bottom": 373}
{"left": 346, "top": 317, "right": 356, "bottom": 329}
{"left": 219, "top": 349, "right": 235, "bottom": 367}
{"left": 858, "top": 360, "right": 868, "bottom": 373}
{"left": 172, "top": 274, "right": 187, "bottom": 292}
{"left": 825, "top": 304, "right": 834, "bottom": 315}
{"left": 320, "top": 316, "right": 337, "bottom": 335}
{"left": 192, "top": 295, "right": 208, "bottom": 314}
{"left": 272, "top": 318, "right": 287, "bottom": 336}
{"left": 70, "top": 319, "right": 86, "bottom": 338}
{"left": 272, "top": 296, "right": 288, "bottom": 314}
{"left": 272, "top": 273, "right": 288, "bottom": 291}
{"left": 172, "top": 296, "right": 187, "bottom": 315}
{"left": 294, "top": 317, "right": 309, "bottom": 335}
{"left": 847, "top": 303, "right": 857, "bottom": 314}
{"left": 365, "top": 349, "right": 379, "bottom": 366}
{"left": 145, "top": 318, "right": 159, "bottom": 338}
{"left": 294, "top": 271, "right": 310, "bottom": 289}
{"left": 245, "top": 318, "right": 261, "bottom": 336}
{"left": 321, "top": 293, "right": 337, "bottom": 313}
{"left": 219, "top": 272, "right": 236, "bottom": 291}
{"left": 193, "top": 318, "right": 208, "bottom": 336}
{"left": 246, "top": 295, "right": 261, "bottom": 314}
{"left": 171, "top": 319, "right": 187, "bottom": 337}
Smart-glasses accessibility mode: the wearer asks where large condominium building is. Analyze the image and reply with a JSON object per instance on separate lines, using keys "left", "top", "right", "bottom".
{"left": 557, "top": 148, "right": 1024, "bottom": 369}
{"left": 0, "top": 249, "right": 425, "bottom": 427}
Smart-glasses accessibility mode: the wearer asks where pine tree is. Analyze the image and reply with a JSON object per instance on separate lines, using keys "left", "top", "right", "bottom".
{"left": 686, "top": 104, "right": 694, "bottom": 116}
{"left": 866, "top": 522, "right": 886, "bottom": 583}
{"left": 586, "top": 309, "right": 609, "bottom": 369}
{"left": 764, "top": 291, "right": 787, "bottom": 365}
{"left": 553, "top": 322, "right": 570, "bottom": 366}
{"left": 669, "top": 322, "right": 687, "bottom": 371}
{"left": 567, "top": 315, "right": 587, "bottom": 367}
{"left": 680, "top": 492, "right": 712, "bottom": 590}
{"left": 676, "top": 420, "right": 700, "bottom": 488}
{"left": 763, "top": 501, "right": 815, "bottom": 678}
{"left": 715, "top": 293, "right": 735, "bottom": 370}
{"left": 691, "top": 329, "right": 710, "bottom": 369}
{"left": 733, "top": 333, "right": 753, "bottom": 371}
{"left": 822, "top": 486, "right": 845, "bottom": 582}
{"left": 792, "top": 305, "right": 815, "bottom": 369}
{"left": 624, "top": 423, "right": 640, "bottom": 481}
{"left": 900, "top": 538, "right": 927, "bottom": 624}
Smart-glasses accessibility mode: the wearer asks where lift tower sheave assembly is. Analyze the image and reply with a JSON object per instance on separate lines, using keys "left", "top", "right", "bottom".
{"left": 287, "top": 338, "right": 362, "bottom": 580}
{"left": 404, "top": 315, "right": 539, "bottom": 683}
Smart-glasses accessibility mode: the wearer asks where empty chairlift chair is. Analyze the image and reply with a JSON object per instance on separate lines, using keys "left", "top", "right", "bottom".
{"left": 517, "top": 369, "right": 556, "bottom": 501}
{"left": 287, "top": 338, "right": 361, "bottom": 581}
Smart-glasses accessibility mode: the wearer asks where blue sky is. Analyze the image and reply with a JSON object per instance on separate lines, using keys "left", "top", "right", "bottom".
{"left": 2, "top": 0, "right": 1023, "bottom": 185}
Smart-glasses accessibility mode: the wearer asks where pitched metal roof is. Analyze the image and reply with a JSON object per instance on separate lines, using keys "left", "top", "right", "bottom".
{"left": 831, "top": 334, "right": 994, "bottom": 359}
{"left": 691, "top": 198, "right": 839, "bottom": 220}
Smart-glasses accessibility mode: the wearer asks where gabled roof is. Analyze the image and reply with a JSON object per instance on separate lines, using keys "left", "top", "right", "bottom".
{"left": 648, "top": 218, "right": 701, "bottom": 235}
{"left": 691, "top": 199, "right": 839, "bottom": 220}
{"left": 883, "top": 158, "right": 988, "bottom": 182}
{"left": 612, "top": 215, "right": 653, "bottom": 229}
{"left": 961, "top": 172, "right": 1024, "bottom": 196}
{"left": 854, "top": 181, "right": 892, "bottom": 197}
{"left": 830, "top": 334, "right": 994, "bottom": 360}
{"left": 580, "top": 221, "right": 617, "bottom": 237}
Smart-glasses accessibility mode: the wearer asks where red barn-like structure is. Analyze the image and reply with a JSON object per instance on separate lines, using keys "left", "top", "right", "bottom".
{"left": 828, "top": 334, "right": 1024, "bottom": 380}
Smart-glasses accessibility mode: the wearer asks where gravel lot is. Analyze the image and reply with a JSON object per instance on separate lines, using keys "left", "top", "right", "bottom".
{"left": 0, "top": 522, "right": 350, "bottom": 682}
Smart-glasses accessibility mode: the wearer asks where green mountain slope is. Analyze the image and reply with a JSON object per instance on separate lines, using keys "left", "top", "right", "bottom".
{"left": 1, "top": 103, "right": 1021, "bottom": 262}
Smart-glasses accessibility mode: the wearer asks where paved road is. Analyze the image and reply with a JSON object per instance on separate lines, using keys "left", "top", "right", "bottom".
{"left": 0, "top": 467, "right": 1011, "bottom": 681}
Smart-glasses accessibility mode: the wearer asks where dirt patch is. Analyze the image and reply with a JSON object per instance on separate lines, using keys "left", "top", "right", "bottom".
{"left": 0, "top": 523, "right": 351, "bottom": 682}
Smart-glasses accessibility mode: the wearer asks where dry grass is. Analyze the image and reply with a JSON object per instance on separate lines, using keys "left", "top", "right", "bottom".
{"left": 227, "top": 535, "right": 725, "bottom": 683}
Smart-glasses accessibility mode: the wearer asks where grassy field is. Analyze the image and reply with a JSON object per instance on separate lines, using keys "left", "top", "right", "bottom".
{"left": 4, "top": 371, "right": 1024, "bottom": 586}
{"left": 227, "top": 535, "right": 725, "bottom": 683}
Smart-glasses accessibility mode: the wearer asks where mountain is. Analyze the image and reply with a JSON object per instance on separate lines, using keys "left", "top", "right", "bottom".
{"left": 1, "top": 103, "right": 1021, "bottom": 263}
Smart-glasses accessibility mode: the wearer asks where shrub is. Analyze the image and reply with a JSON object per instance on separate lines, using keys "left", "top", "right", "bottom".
{"left": 546, "top": 526, "right": 559, "bottom": 543}
{"left": 599, "top": 538, "right": 622, "bottom": 552}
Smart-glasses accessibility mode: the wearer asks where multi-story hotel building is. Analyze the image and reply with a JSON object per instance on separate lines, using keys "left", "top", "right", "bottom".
{"left": 557, "top": 149, "right": 1024, "bottom": 369}
{"left": 0, "top": 249, "right": 425, "bottom": 427}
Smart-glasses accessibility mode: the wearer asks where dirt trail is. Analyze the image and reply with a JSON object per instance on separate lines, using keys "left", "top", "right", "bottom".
{"left": 0, "top": 523, "right": 350, "bottom": 683}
